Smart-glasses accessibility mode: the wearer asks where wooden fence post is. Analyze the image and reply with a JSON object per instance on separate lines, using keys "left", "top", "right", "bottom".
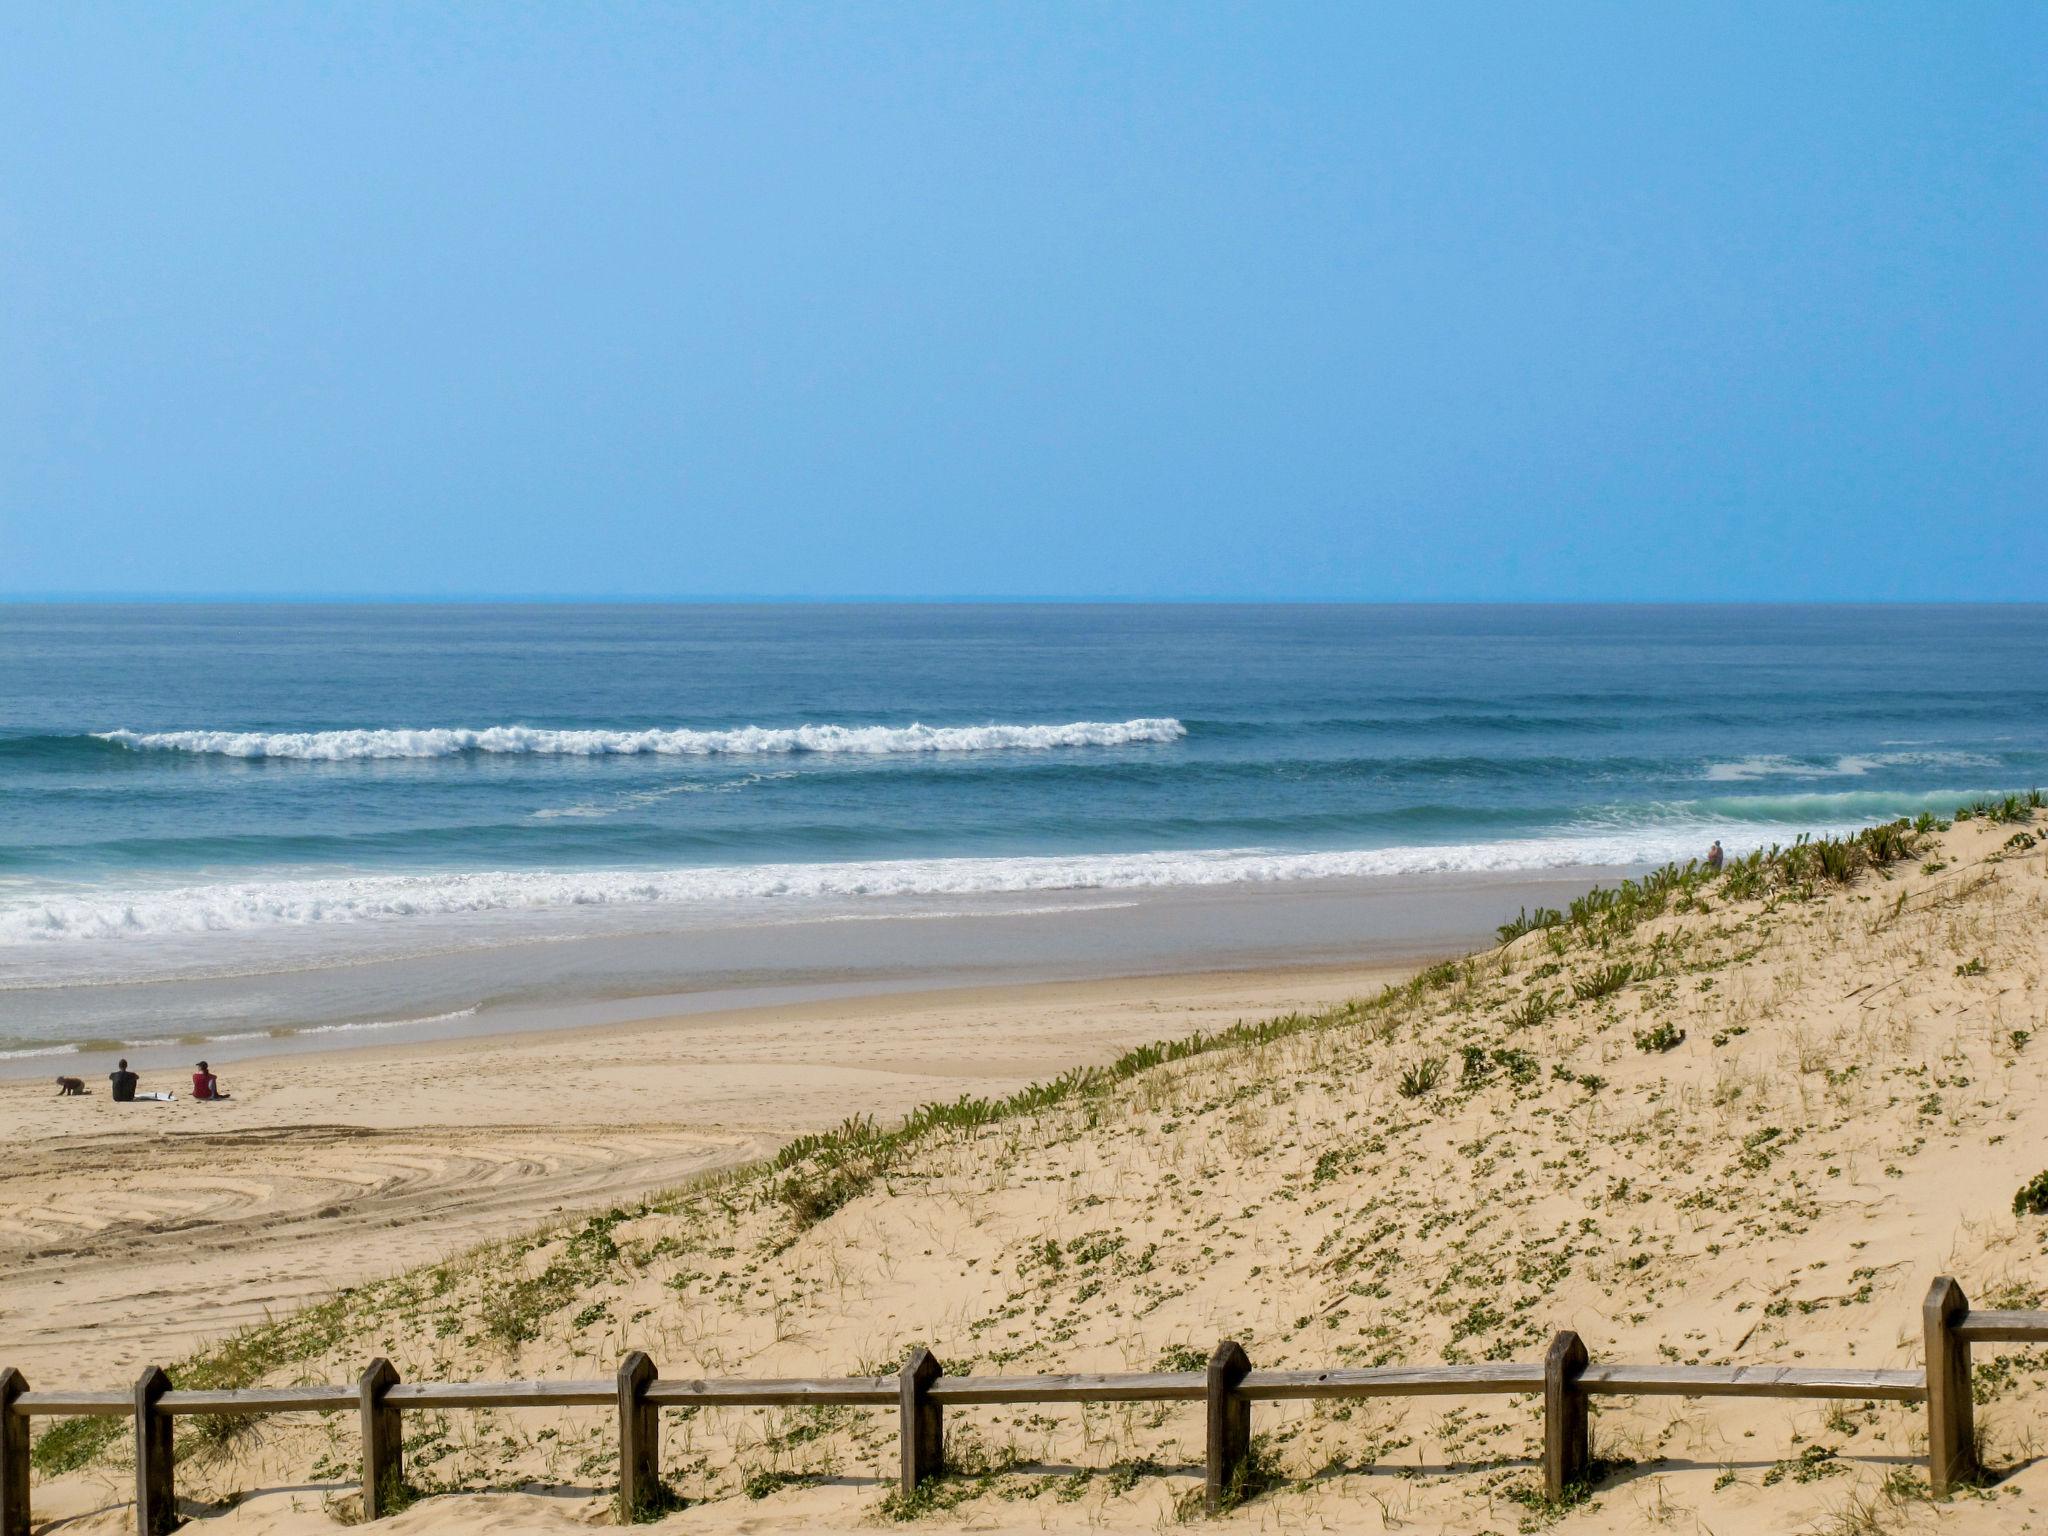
{"left": 1543, "top": 1330, "right": 1590, "bottom": 1501}
{"left": 898, "top": 1347, "right": 944, "bottom": 1496}
{"left": 616, "top": 1351, "right": 664, "bottom": 1520}
{"left": 358, "top": 1358, "right": 403, "bottom": 1520}
{"left": 133, "top": 1365, "right": 176, "bottom": 1536}
{"left": 1, "top": 1368, "right": 29, "bottom": 1536}
{"left": 1925, "top": 1276, "right": 1976, "bottom": 1496}
{"left": 1204, "top": 1340, "right": 1253, "bottom": 1514}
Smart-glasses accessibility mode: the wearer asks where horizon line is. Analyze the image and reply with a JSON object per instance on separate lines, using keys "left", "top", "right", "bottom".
{"left": 4, "top": 594, "right": 2047, "bottom": 608}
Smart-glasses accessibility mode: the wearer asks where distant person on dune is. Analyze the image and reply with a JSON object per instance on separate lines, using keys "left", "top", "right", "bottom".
{"left": 192, "top": 1061, "right": 230, "bottom": 1101}
{"left": 1706, "top": 840, "right": 1724, "bottom": 872}
{"left": 109, "top": 1058, "right": 138, "bottom": 1102}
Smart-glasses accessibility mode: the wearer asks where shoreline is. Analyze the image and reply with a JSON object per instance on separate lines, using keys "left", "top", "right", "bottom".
{"left": 0, "top": 862, "right": 1627, "bottom": 1077}
{"left": 24, "top": 952, "right": 1445, "bottom": 1098}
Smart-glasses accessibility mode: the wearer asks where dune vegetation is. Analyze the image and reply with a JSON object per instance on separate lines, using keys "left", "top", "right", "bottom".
{"left": 33, "top": 796, "right": 2048, "bottom": 1535}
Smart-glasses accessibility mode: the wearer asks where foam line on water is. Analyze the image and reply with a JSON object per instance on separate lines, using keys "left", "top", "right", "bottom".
{"left": 0, "top": 824, "right": 1854, "bottom": 946}
{"left": 95, "top": 719, "right": 1189, "bottom": 760}
{"left": 297, "top": 1007, "right": 479, "bottom": 1037}
{"left": 1701, "top": 749, "right": 1996, "bottom": 783}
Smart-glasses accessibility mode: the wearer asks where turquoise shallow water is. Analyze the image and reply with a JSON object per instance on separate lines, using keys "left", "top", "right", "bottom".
{"left": 1, "top": 603, "right": 2042, "bottom": 1051}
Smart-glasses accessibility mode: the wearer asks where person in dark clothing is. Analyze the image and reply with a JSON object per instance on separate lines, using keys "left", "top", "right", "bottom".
{"left": 1706, "top": 840, "right": 1724, "bottom": 872}
{"left": 109, "top": 1058, "right": 139, "bottom": 1102}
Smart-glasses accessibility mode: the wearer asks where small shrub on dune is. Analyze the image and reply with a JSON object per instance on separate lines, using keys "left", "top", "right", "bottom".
{"left": 1720, "top": 851, "right": 1769, "bottom": 901}
{"left": 779, "top": 1164, "right": 878, "bottom": 1228}
{"left": 1858, "top": 819, "right": 1919, "bottom": 866}
{"left": 1396, "top": 1056, "right": 1445, "bottom": 1098}
{"left": 1958, "top": 792, "right": 2037, "bottom": 825}
{"left": 2014, "top": 1172, "right": 2048, "bottom": 1218}
{"left": 1497, "top": 906, "right": 1563, "bottom": 944}
{"left": 31, "top": 1417, "right": 121, "bottom": 1477}
{"left": 1491, "top": 1047, "right": 1539, "bottom": 1085}
{"left": 775, "top": 1114, "right": 892, "bottom": 1228}
{"left": 1633, "top": 1021, "right": 1686, "bottom": 1053}
{"left": 1459, "top": 1044, "right": 1492, "bottom": 1087}
{"left": 1814, "top": 838, "right": 1860, "bottom": 884}
{"left": 1573, "top": 963, "right": 1634, "bottom": 1002}
{"left": 1412, "top": 958, "right": 1462, "bottom": 992}
{"left": 743, "top": 1468, "right": 818, "bottom": 1501}
{"left": 1179, "top": 1434, "right": 1282, "bottom": 1517}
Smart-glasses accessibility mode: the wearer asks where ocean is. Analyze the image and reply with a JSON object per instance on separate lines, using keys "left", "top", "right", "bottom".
{"left": 2, "top": 602, "right": 2042, "bottom": 1064}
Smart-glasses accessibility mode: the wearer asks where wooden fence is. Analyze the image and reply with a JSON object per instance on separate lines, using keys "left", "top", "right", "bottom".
{"left": 0, "top": 1277, "right": 2035, "bottom": 1536}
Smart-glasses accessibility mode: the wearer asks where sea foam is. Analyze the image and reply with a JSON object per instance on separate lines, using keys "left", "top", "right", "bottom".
{"left": 1702, "top": 749, "right": 1995, "bottom": 783}
{"left": 0, "top": 826, "right": 1837, "bottom": 946}
{"left": 95, "top": 719, "right": 1188, "bottom": 760}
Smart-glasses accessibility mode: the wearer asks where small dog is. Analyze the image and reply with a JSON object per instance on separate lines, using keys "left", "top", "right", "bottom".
{"left": 55, "top": 1075, "right": 89, "bottom": 1096}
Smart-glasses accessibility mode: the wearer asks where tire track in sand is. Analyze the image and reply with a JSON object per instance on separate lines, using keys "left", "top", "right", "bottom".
{"left": 0, "top": 1123, "right": 776, "bottom": 1382}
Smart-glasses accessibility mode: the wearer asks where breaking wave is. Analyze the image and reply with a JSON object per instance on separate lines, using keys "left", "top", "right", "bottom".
{"left": 93, "top": 719, "right": 1187, "bottom": 760}
{"left": 0, "top": 825, "right": 1838, "bottom": 946}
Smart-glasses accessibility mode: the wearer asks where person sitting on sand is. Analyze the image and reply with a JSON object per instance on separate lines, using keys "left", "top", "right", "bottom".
{"left": 192, "top": 1061, "right": 229, "bottom": 1101}
{"left": 1707, "top": 840, "right": 1724, "bottom": 872}
{"left": 109, "top": 1058, "right": 138, "bottom": 1103}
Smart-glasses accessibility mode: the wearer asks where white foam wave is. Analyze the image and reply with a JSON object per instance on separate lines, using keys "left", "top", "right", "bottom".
{"left": 0, "top": 827, "right": 1823, "bottom": 946}
{"left": 1703, "top": 750, "right": 1997, "bottom": 783}
{"left": 97, "top": 720, "right": 1187, "bottom": 761}
{"left": 0, "top": 1041, "right": 81, "bottom": 1060}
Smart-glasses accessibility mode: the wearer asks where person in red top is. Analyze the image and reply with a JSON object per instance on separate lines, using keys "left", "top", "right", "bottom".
{"left": 192, "top": 1060, "right": 230, "bottom": 1101}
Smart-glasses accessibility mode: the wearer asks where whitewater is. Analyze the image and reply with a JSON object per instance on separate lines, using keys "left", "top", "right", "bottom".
{"left": 96, "top": 718, "right": 1188, "bottom": 759}
{"left": 0, "top": 823, "right": 1848, "bottom": 947}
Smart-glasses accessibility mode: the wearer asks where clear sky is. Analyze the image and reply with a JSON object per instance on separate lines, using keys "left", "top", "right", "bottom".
{"left": 2, "top": 4, "right": 2042, "bottom": 601}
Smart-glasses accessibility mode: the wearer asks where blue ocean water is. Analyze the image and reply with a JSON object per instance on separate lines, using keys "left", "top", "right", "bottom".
{"left": 2, "top": 603, "right": 2043, "bottom": 1053}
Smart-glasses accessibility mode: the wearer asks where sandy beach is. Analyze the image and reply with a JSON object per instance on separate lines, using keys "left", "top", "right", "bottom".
{"left": 11, "top": 812, "right": 2048, "bottom": 1536}
{"left": 1, "top": 959, "right": 1420, "bottom": 1386}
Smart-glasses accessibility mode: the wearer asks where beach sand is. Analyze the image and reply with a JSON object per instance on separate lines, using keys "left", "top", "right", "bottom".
{"left": 1, "top": 960, "right": 1420, "bottom": 1386}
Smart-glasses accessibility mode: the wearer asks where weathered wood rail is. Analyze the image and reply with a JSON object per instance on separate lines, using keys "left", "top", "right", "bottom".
{"left": 0, "top": 1277, "right": 2031, "bottom": 1534}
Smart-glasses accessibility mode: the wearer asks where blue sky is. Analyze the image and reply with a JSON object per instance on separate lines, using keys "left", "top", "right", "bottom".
{"left": 2, "top": 4, "right": 2042, "bottom": 600}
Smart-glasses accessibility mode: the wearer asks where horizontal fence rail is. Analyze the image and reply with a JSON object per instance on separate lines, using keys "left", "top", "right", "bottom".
{"left": 1577, "top": 1364, "right": 1926, "bottom": 1401}
{"left": 0, "top": 1278, "right": 2025, "bottom": 1535}
{"left": 1956, "top": 1310, "right": 2048, "bottom": 1343}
